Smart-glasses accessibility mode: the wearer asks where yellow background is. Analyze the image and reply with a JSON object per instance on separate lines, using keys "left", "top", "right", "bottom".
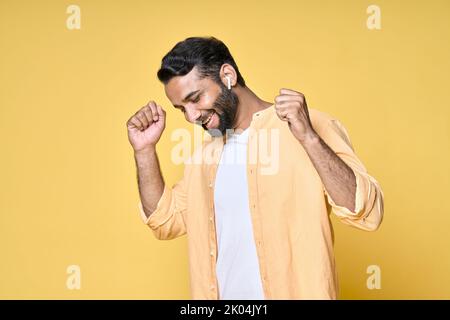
{"left": 1, "top": 0, "right": 449, "bottom": 299}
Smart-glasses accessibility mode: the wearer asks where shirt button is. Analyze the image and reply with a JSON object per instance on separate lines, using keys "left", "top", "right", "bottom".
{"left": 208, "top": 183, "right": 213, "bottom": 188}
{"left": 210, "top": 285, "right": 215, "bottom": 290}
{"left": 210, "top": 251, "right": 214, "bottom": 256}
{"left": 209, "top": 216, "right": 213, "bottom": 221}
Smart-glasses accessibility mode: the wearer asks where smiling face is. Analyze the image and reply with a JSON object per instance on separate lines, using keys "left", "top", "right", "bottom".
{"left": 164, "top": 66, "right": 239, "bottom": 135}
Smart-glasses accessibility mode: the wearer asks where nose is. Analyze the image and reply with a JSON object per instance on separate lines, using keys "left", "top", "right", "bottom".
{"left": 184, "top": 105, "right": 202, "bottom": 123}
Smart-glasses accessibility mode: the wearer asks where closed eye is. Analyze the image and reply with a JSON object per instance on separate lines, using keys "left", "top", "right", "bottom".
{"left": 173, "top": 94, "right": 201, "bottom": 112}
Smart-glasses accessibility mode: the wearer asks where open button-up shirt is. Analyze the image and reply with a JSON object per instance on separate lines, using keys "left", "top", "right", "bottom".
{"left": 138, "top": 105, "right": 384, "bottom": 299}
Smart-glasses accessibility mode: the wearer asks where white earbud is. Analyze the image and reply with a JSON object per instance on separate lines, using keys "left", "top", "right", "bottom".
{"left": 225, "top": 76, "right": 232, "bottom": 90}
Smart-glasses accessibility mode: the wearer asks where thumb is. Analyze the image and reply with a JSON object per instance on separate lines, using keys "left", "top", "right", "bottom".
{"left": 156, "top": 104, "right": 165, "bottom": 119}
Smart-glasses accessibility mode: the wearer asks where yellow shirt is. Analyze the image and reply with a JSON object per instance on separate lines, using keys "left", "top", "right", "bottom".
{"left": 138, "top": 105, "right": 384, "bottom": 299}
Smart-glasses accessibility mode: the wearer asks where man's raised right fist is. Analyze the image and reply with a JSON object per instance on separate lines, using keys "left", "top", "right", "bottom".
{"left": 126, "top": 101, "right": 166, "bottom": 152}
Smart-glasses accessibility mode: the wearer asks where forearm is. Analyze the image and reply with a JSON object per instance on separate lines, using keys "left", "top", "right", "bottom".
{"left": 301, "top": 133, "right": 357, "bottom": 212}
{"left": 134, "top": 146, "right": 165, "bottom": 218}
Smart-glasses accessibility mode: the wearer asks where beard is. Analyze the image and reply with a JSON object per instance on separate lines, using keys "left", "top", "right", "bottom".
{"left": 202, "top": 82, "right": 239, "bottom": 137}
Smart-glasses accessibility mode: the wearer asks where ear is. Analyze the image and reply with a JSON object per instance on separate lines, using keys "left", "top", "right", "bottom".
{"left": 219, "top": 63, "right": 237, "bottom": 88}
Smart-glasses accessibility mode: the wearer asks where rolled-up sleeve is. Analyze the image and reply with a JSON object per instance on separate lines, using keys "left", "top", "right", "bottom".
{"left": 321, "top": 118, "right": 384, "bottom": 231}
{"left": 138, "top": 173, "right": 188, "bottom": 240}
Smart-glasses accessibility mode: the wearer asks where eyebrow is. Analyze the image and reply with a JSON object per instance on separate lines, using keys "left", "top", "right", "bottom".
{"left": 174, "top": 90, "right": 201, "bottom": 108}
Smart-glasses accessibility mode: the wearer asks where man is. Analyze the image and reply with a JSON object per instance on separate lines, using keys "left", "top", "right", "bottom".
{"left": 126, "top": 36, "right": 384, "bottom": 300}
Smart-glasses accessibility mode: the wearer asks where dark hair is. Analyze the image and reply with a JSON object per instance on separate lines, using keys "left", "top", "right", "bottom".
{"left": 157, "top": 36, "right": 246, "bottom": 87}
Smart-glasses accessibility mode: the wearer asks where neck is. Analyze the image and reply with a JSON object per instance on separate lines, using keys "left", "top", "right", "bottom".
{"left": 232, "top": 86, "right": 272, "bottom": 131}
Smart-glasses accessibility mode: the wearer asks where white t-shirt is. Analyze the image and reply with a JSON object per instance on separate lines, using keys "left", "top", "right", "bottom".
{"left": 213, "top": 128, "right": 265, "bottom": 300}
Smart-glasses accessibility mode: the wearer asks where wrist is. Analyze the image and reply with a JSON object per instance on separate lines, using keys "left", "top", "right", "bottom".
{"left": 134, "top": 145, "right": 157, "bottom": 158}
{"left": 298, "top": 129, "right": 320, "bottom": 146}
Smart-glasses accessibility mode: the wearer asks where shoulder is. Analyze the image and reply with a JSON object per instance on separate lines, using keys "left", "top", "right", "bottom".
{"left": 309, "top": 108, "right": 354, "bottom": 150}
{"left": 309, "top": 108, "right": 335, "bottom": 127}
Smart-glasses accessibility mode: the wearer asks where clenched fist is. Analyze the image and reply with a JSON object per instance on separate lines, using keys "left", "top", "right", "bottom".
{"left": 126, "top": 101, "right": 166, "bottom": 152}
{"left": 274, "top": 88, "right": 317, "bottom": 144}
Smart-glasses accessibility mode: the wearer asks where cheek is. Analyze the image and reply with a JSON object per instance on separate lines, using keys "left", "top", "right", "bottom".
{"left": 201, "top": 95, "right": 215, "bottom": 108}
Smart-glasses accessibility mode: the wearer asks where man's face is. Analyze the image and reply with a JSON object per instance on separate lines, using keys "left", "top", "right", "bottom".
{"left": 164, "top": 66, "right": 239, "bottom": 135}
